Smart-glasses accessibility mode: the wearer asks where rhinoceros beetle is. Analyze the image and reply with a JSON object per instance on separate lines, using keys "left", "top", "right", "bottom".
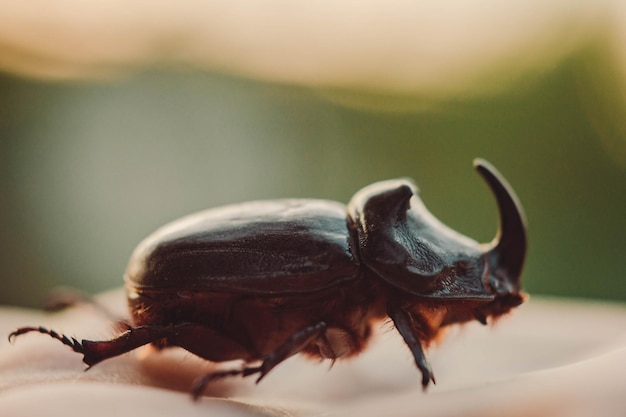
{"left": 10, "top": 158, "right": 527, "bottom": 397}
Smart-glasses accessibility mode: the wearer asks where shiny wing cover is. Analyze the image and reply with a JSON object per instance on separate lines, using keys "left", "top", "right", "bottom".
{"left": 125, "top": 199, "right": 360, "bottom": 294}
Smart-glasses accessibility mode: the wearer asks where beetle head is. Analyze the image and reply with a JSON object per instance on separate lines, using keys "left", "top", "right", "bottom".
{"left": 348, "top": 159, "right": 527, "bottom": 321}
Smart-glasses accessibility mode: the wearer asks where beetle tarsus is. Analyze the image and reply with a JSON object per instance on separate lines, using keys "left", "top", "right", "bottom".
{"left": 190, "top": 364, "right": 265, "bottom": 400}
{"left": 9, "top": 326, "right": 85, "bottom": 355}
{"left": 190, "top": 365, "right": 262, "bottom": 400}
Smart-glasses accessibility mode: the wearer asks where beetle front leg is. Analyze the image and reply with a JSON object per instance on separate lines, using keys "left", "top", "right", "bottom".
{"left": 191, "top": 321, "right": 328, "bottom": 399}
{"left": 387, "top": 304, "right": 436, "bottom": 390}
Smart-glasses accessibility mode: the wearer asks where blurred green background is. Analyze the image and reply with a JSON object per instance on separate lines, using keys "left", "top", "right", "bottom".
{"left": 1, "top": 46, "right": 625, "bottom": 308}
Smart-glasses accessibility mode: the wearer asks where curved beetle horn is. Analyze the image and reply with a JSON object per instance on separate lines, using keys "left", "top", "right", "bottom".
{"left": 474, "top": 158, "right": 527, "bottom": 293}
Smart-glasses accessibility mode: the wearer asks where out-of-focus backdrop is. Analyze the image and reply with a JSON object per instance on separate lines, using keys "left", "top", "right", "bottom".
{"left": 1, "top": 1, "right": 625, "bottom": 307}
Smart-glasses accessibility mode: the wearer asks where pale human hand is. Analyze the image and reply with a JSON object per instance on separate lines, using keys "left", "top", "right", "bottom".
{"left": 1, "top": 290, "right": 625, "bottom": 417}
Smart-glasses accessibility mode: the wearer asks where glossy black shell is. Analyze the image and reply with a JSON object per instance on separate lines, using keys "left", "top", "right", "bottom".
{"left": 125, "top": 199, "right": 361, "bottom": 294}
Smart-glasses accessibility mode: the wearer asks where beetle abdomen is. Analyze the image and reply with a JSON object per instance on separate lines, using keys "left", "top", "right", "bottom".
{"left": 125, "top": 199, "right": 360, "bottom": 294}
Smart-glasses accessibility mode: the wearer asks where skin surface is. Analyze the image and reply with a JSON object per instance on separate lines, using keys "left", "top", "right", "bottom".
{"left": 1, "top": 289, "right": 626, "bottom": 417}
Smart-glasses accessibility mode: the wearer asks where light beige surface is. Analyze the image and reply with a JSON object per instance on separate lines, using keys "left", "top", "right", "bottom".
{"left": 1, "top": 289, "right": 625, "bottom": 416}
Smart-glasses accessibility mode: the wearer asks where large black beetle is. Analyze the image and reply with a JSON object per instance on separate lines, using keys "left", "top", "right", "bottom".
{"left": 10, "top": 158, "right": 527, "bottom": 396}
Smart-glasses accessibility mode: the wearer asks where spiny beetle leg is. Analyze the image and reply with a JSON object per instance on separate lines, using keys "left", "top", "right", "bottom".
{"left": 9, "top": 323, "right": 194, "bottom": 368}
{"left": 256, "top": 321, "right": 327, "bottom": 382}
{"left": 191, "top": 321, "right": 327, "bottom": 399}
{"left": 387, "top": 304, "right": 436, "bottom": 390}
{"left": 190, "top": 365, "right": 263, "bottom": 400}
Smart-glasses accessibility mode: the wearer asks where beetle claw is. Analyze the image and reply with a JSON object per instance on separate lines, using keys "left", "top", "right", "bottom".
{"left": 420, "top": 366, "right": 436, "bottom": 391}
{"left": 254, "top": 372, "right": 266, "bottom": 384}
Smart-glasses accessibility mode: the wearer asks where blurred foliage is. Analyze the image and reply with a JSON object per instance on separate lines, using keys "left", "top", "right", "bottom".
{"left": 0, "top": 48, "right": 625, "bottom": 308}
